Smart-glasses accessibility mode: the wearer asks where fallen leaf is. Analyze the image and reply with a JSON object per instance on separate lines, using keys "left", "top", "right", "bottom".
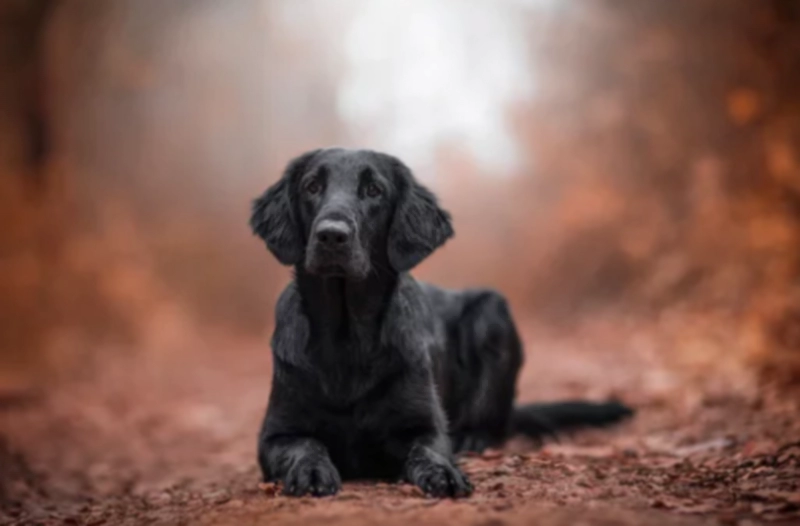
{"left": 398, "top": 485, "right": 425, "bottom": 498}
{"left": 675, "top": 437, "right": 734, "bottom": 457}
{"left": 258, "top": 482, "right": 279, "bottom": 497}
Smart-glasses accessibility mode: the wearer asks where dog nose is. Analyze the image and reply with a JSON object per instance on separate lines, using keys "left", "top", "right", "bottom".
{"left": 315, "top": 219, "right": 352, "bottom": 248}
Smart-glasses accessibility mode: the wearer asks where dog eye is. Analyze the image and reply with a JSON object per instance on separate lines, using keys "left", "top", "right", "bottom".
{"left": 365, "top": 182, "right": 382, "bottom": 198}
{"left": 305, "top": 179, "right": 322, "bottom": 195}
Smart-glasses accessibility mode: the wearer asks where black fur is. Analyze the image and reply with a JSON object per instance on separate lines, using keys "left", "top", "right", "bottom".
{"left": 250, "top": 148, "right": 634, "bottom": 499}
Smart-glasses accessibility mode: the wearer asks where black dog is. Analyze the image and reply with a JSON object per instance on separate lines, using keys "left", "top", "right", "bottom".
{"left": 250, "top": 148, "right": 633, "bottom": 499}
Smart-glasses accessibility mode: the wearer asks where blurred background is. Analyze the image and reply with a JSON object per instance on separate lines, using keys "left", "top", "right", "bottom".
{"left": 2, "top": 0, "right": 799, "bottom": 390}
{"left": 1, "top": 0, "right": 800, "bottom": 520}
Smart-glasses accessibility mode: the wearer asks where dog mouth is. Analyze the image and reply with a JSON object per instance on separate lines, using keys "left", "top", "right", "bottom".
{"left": 305, "top": 252, "right": 370, "bottom": 280}
{"left": 310, "top": 263, "right": 349, "bottom": 277}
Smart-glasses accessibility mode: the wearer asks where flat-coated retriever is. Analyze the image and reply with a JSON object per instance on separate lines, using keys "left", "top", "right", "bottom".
{"left": 249, "top": 148, "right": 633, "bottom": 498}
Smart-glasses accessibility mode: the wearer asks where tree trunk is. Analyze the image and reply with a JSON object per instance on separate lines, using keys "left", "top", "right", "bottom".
{"left": 0, "top": 0, "right": 54, "bottom": 183}
{"left": 0, "top": 0, "right": 56, "bottom": 398}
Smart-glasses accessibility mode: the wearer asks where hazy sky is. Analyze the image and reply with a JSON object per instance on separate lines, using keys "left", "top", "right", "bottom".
{"left": 272, "top": 0, "right": 565, "bottom": 179}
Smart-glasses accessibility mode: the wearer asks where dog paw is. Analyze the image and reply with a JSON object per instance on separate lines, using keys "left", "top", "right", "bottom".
{"left": 282, "top": 457, "right": 342, "bottom": 497}
{"left": 410, "top": 461, "right": 473, "bottom": 499}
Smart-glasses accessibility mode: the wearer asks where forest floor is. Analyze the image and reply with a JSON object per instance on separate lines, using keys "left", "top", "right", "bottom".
{"left": 1, "top": 317, "right": 799, "bottom": 526}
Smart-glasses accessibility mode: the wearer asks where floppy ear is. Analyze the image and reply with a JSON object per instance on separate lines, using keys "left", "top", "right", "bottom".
{"left": 250, "top": 150, "right": 321, "bottom": 265}
{"left": 387, "top": 159, "right": 454, "bottom": 272}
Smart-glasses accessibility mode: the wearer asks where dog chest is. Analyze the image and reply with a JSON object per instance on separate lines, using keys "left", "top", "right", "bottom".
{"left": 311, "top": 398, "right": 417, "bottom": 479}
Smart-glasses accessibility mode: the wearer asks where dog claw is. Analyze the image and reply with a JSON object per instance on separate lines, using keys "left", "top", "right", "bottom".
{"left": 411, "top": 462, "right": 473, "bottom": 499}
{"left": 281, "top": 457, "right": 342, "bottom": 498}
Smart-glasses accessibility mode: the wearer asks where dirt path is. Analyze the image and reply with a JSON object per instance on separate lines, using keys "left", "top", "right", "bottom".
{"left": 1, "top": 319, "right": 799, "bottom": 525}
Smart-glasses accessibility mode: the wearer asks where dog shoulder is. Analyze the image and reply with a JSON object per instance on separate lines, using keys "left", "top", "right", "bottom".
{"left": 381, "top": 274, "right": 444, "bottom": 366}
{"left": 271, "top": 282, "right": 311, "bottom": 367}
{"left": 418, "top": 281, "right": 471, "bottom": 321}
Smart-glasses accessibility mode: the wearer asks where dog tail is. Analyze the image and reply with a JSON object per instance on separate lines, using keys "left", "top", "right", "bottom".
{"left": 511, "top": 399, "right": 634, "bottom": 443}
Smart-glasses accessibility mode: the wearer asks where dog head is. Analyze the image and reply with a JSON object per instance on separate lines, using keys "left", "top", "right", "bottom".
{"left": 250, "top": 148, "right": 453, "bottom": 279}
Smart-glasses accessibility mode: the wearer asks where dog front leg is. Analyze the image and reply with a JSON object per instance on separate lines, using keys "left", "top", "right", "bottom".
{"left": 403, "top": 433, "right": 473, "bottom": 498}
{"left": 259, "top": 436, "right": 341, "bottom": 497}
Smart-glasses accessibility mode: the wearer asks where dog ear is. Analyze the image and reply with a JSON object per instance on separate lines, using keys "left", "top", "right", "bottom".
{"left": 387, "top": 159, "right": 454, "bottom": 272}
{"left": 250, "top": 150, "right": 321, "bottom": 265}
